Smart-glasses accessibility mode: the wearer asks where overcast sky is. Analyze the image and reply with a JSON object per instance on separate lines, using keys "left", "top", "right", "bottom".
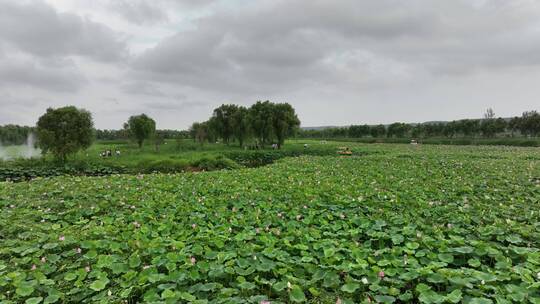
{"left": 1, "top": 0, "right": 540, "bottom": 129}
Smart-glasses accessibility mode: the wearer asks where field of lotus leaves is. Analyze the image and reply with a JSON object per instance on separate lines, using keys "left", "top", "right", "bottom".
{"left": 1, "top": 144, "right": 540, "bottom": 304}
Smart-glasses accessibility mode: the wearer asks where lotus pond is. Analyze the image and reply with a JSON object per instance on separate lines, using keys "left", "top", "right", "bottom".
{"left": 1, "top": 144, "right": 539, "bottom": 303}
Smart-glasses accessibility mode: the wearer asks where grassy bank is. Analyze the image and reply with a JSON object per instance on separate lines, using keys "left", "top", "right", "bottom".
{"left": 0, "top": 140, "right": 339, "bottom": 181}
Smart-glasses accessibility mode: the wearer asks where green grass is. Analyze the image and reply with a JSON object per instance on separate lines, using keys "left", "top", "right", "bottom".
{"left": 302, "top": 137, "right": 540, "bottom": 147}
{"left": 1, "top": 144, "right": 539, "bottom": 303}
{"left": 82, "top": 139, "right": 337, "bottom": 166}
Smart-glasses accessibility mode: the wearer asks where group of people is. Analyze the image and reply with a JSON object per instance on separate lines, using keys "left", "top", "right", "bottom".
{"left": 100, "top": 149, "right": 121, "bottom": 158}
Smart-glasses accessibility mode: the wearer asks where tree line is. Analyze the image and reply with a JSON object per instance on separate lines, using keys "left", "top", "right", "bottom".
{"left": 189, "top": 101, "right": 300, "bottom": 149}
{"left": 0, "top": 125, "right": 35, "bottom": 145}
{"left": 0, "top": 122, "right": 187, "bottom": 146}
{"left": 299, "top": 110, "right": 540, "bottom": 139}
{"left": 3, "top": 106, "right": 538, "bottom": 161}
{"left": 95, "top": 129, "right": 189, "bottom": 141}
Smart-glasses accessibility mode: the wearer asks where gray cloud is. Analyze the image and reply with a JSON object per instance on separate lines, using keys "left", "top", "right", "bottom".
{"left": 145, "top": 99, "right": 208, "bottom": 111}
{"left": 109, "top": 0, "right": 169, "bottom": 25}
{"left": 134, "top": 0, "right": 540, "bottom": 94}
{"left": 0, "top": 0, "right": 127, "bottom": 61}
{"left": 0, "top": 55, "right": 86, "bottom": 92}
{"left": 121, "top": 81, "right": 167, "bottom": 97}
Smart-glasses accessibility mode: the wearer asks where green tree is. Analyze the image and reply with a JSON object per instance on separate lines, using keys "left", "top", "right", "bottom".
{"left": 211, "top": 104, "right": 238, "bottom": 144}
{"left": 0, "top": 125, "right": 35, "bottom": 145}
{"left": 452, "top": 119, "right": 479, "bottom": 137}
{"left": 36, "top": 106, "right": 94, "bottom": 162}
{"left": 231, "top": 106, "right": 251, "bottom": 147}
{"left": 480, "top": 108, "right": 506, "bottom": 138}
{"left": 271, "top": 103, "right": 300, "bottom": 149}
{"left": 481, "top": 117, "right": 506, "bottom": 137}
{"left": 387, "top": 123, "right": 410, "bottom": 138}
{"left": 125, "top": 114, "right": 156, "bottom": 148}
{"left": 370, "top": 124, "right": 386, "bottom": 138}
{"left": 348, "top": 125, "right": 370, "bottom": 138}
{"left": 249, "top": 101, "right": 274, "bottom": 147}
{"left": 519, "top": 111, "right": 540, "bottom": 136}
{"left": 443, "top": 121, "right": 458, "bottom": 138}
{"left": 154, "top": 133, "right": 165, "bottom": 152}
{"left": 190, "top": 121, "right": 211, "bottom": 145}
{"left": 508, "top": 116, "right": 521, "bottom": 137}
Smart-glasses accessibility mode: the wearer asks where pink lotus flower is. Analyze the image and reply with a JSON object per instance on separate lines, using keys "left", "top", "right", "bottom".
{"left": 378, "top": 271, "right": 385, "bottom": 279}
{"left": 260, "top": 301, "right": 271, "bottom": 304}
{"left": 190, "top": 257, "right": 196, "bottom": 265}
{"left": 303, "top": 205, "right": 308, "bottom": 209}
{"left": 85, "top": 266, "right": 91, "bottom": 272}
{"left": 75, "top": 247, "right": 82, "bottom": 254}
{"left": 336, "top": 298, "right": 342, "bottom": 304}
{"left": 41, "top": 257, "right": 46, "bottom": 263}
{"left": 59, "top": 236, "right": 65, "bottom": 241}
{"left": 31, "top": 264, "right": 37, "bottom": 270}
{"left": 192, "top": 223, "right": 197, "bottom": 229}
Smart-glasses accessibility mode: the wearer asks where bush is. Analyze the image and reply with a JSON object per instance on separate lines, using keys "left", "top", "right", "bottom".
{"left": 190, "top": 156, "right": 240, "bottom": 171}
{"left": 137, "top": 159, "right": 189, "bottom": 173}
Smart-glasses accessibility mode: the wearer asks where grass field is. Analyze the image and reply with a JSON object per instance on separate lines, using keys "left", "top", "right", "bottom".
{"left": 1, "top": 143, "right": 539, "bottom": 303}
{"left": 81, "top": 139, "right": 348, "bottom": 165}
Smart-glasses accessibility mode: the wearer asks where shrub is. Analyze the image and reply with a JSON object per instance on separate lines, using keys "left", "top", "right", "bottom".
{"left": 137, "top": 159, "right": 189, "bottom": 173}
{"left": 191, "top": 156, "right": 240, "bottom": 171}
